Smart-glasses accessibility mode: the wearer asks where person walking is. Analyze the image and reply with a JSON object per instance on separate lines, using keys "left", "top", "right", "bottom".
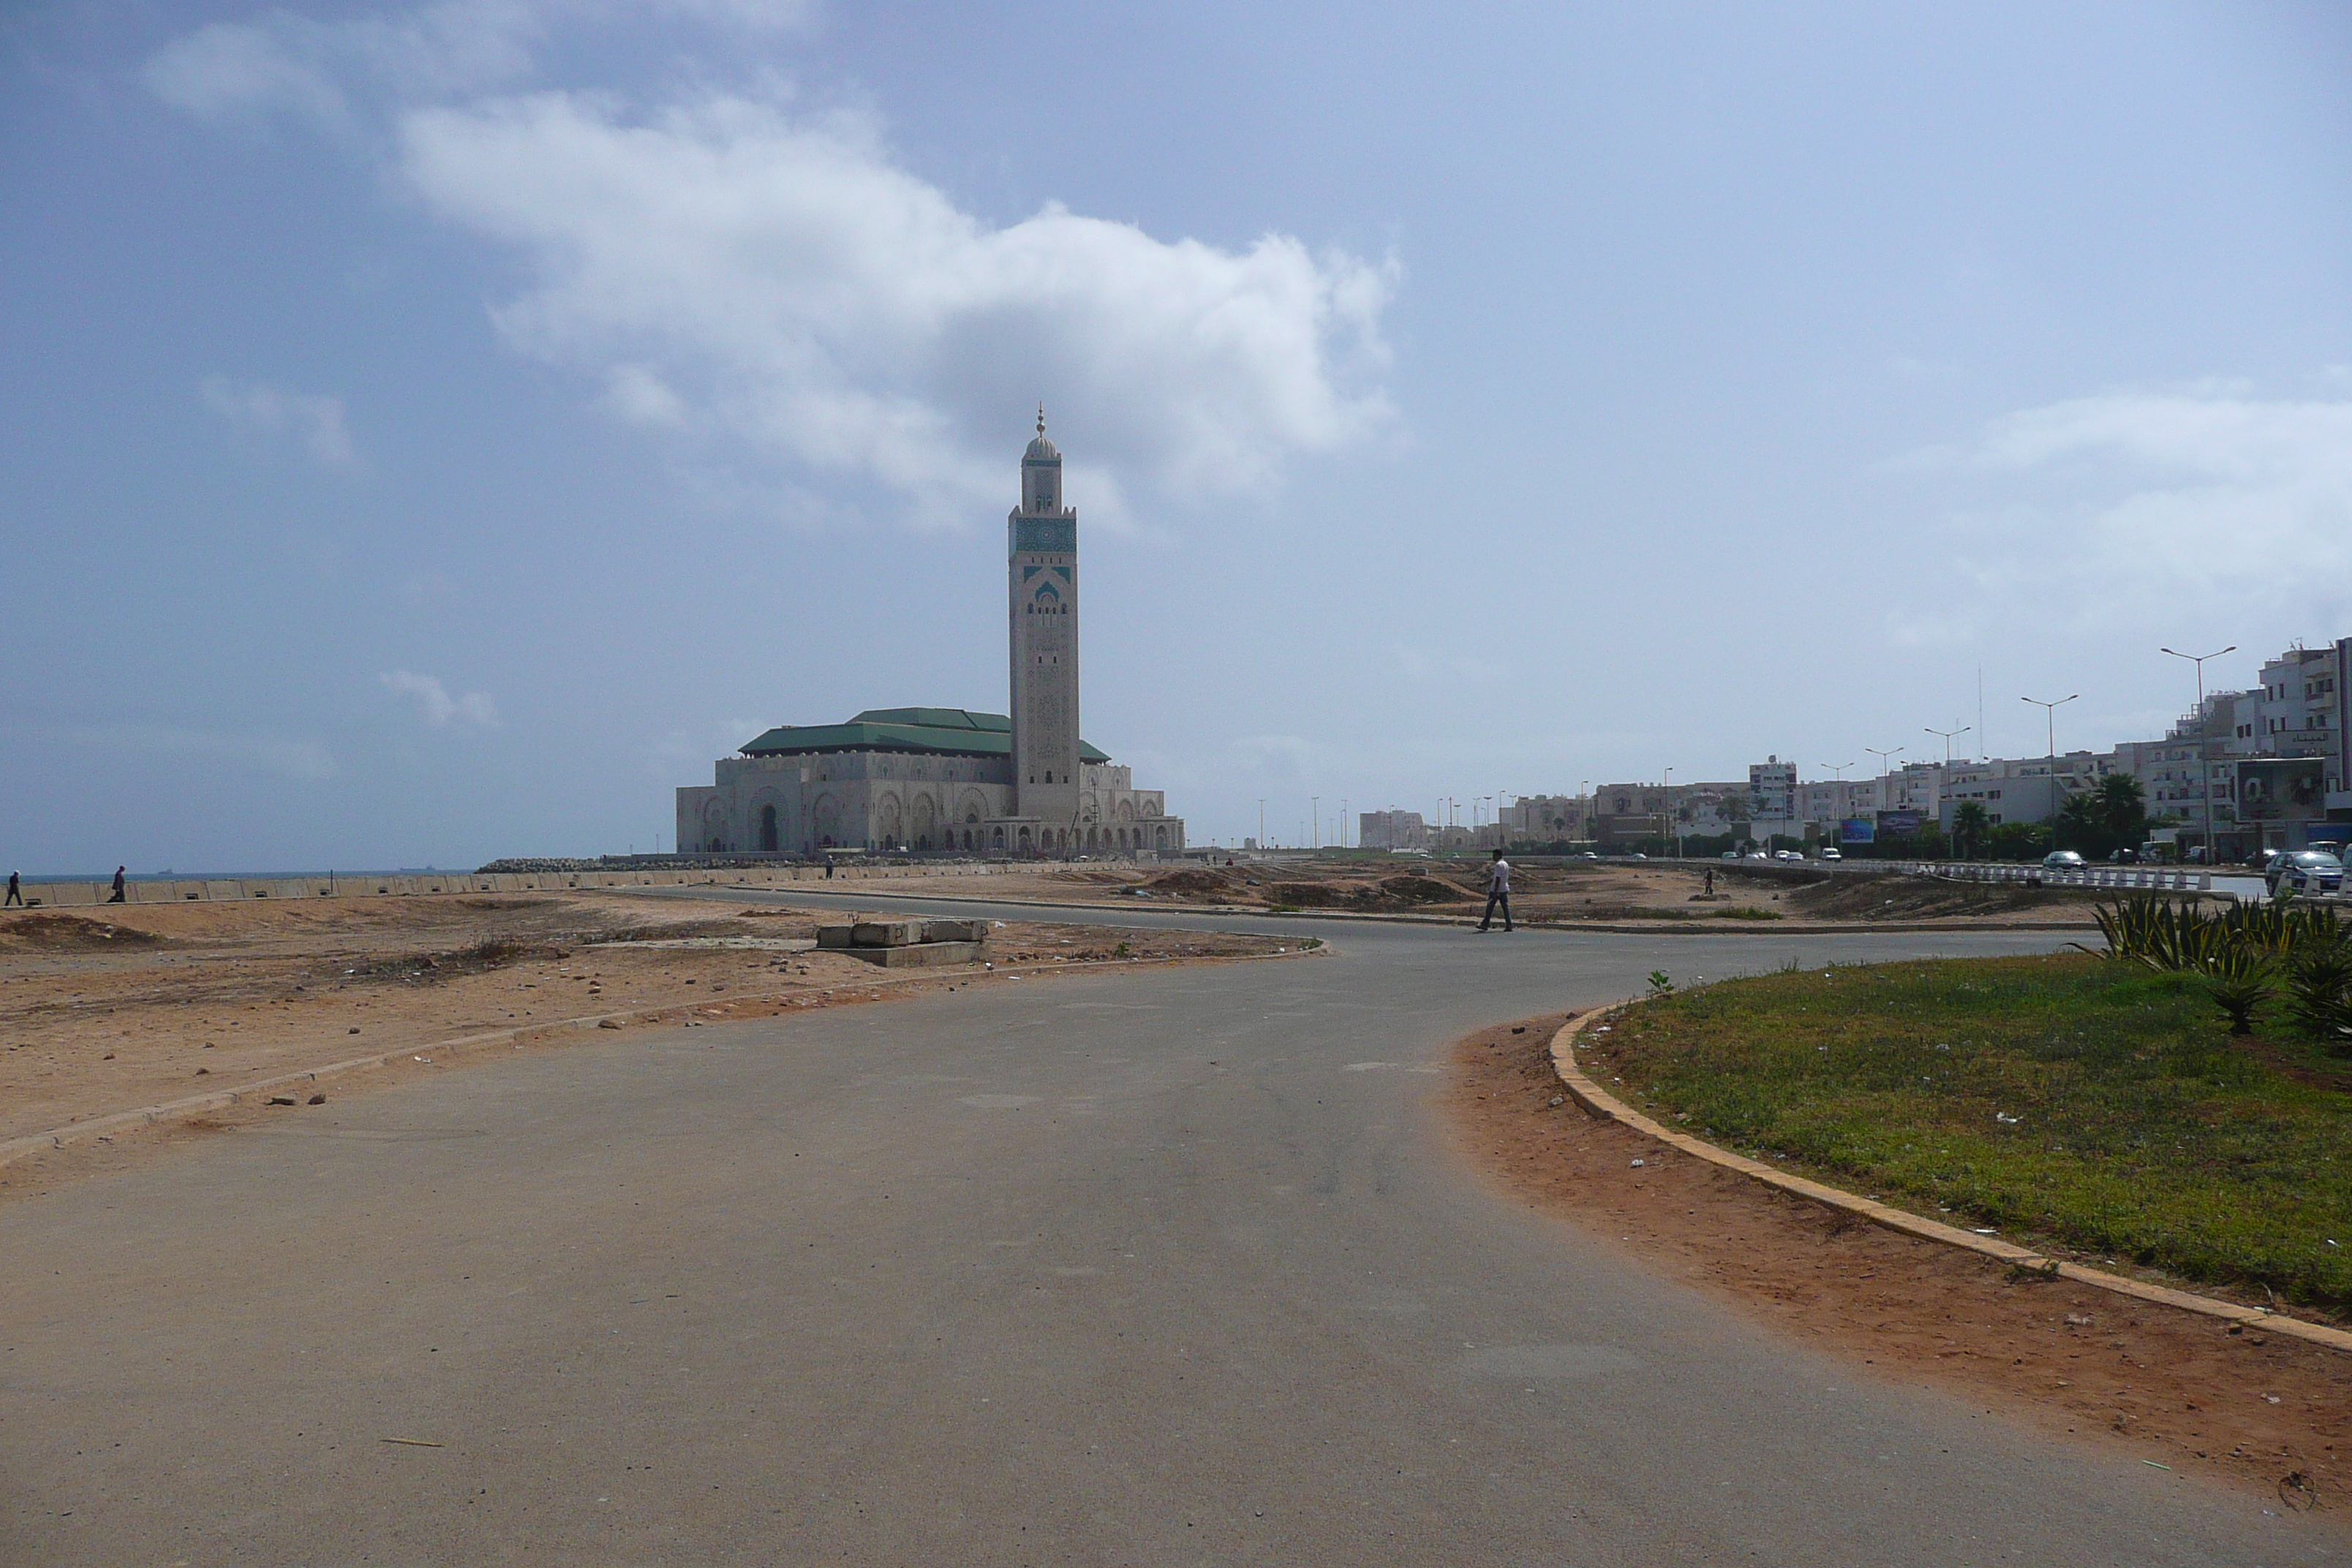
{"left": 108, "top": 866, "right": 127, "bottom": 903}
{"left": 4, "top": 870, "right": 20, "bottom": 907}
{"left": 1477, "top": 849, "right": 1513, "bottom": 932}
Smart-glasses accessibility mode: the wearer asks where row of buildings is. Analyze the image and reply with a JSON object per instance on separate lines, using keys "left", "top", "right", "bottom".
{"left": 1363, "top": 636, "right": 2352, "bottom": 859}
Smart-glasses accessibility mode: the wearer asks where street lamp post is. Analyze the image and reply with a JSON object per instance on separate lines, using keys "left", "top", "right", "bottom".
{"left": 1311, "top": 796, "right": 1320, "bottom": 850}
{"left": 1924, "top": 728, "right": 1971, "bottom": 837}
{"left": 2020, "top": 694, "right": 2080, "bottom": 829}
{"left": 1924, "top": 725, "right": 1971, "bottom": 765}
{"left": 1661, "top": 767, "right": 1673, "bottom": 857}
{"left": 1863, "top": 748, "right": 1904, "bottom": 853}
{"left": 2160, "top": 646, "right": 2234, "bottom": 864}
{"left": 1818, "top": 761, "right": 1854, "bottom": 851}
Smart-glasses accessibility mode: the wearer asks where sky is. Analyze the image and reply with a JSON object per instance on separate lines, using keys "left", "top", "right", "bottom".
{"left": 4, "top": 1, "right": 2351, "bottom": 869}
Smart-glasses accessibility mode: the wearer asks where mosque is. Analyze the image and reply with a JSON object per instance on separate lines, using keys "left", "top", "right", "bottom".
{"left": 675, "top": 418, "right": 1188, "bottom": 858}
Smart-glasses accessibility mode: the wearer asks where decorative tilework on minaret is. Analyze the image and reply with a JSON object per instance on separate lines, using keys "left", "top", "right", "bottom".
{"left": 1009, "top": 408, "right": 1079, "bottom": 829}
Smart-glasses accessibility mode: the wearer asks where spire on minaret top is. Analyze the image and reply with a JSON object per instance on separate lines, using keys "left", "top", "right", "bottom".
{"left": 1025, "top": 404, "right": 1059, "bottom": 463}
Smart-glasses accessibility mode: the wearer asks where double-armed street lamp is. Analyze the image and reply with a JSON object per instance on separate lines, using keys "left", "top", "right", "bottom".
{"left": 2020, "top": 694, "right": 2077, "bottom": 764}
{"left": 2160, "top": 645, "right": 2234, "bottom": 862}
{"left": 2021, "top": 694, "right": 2079, "bottom": 826}
{"left": 1925, "top": 725, "right": 1971, "bottom": 764}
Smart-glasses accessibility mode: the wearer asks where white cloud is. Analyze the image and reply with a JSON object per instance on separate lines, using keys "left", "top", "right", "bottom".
{"left": 395, "top": 91, "right": 1396, "bottom": 527}
{"left": 200, "top": 377, "right": 358, "bottom": 467}
{"left": 381, "top": 669, "right": 500, "bottom": 728}
{"left": 1902, "top": 385, "right": 2352, "bottom": 639}
{"left": 143, "top": 0, "right": 815, "bottom": 126}
{"left": 148, "top": 2, "right": 1395, "bottom": 529}
{"left": 65, "top": 726, "right": 338, "bottom": 782}
{"left": 1392, "top": 642, "right": 1507, "bottom": 684}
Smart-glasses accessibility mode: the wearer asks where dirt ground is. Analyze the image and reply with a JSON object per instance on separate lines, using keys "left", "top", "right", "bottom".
{"left": 843, "top": 859, "right": 2111, "bottom": 926}
{"left": 0, "top": 893, "right": 1297, "bottom": 1195}
{"left": 1446, "top": 1014, "right": 2351, "bottom": 1513}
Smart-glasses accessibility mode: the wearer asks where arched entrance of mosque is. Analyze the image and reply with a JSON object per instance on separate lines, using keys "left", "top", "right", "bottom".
{"left": 813, "top": 794, "right": 842, "bottom": 846}
{"left": 911, "top": 794, "right": 936, "bottom": 848}
{"left": 1155, "top": 826, "right": 1167, "bottom": 849}
{"left": 1017, "top": 826, "right": 1033, "bottom": 852}
{"left": 759, "top": 804, "right": 778, "bottom": 852}
{"left": 991, "top": 826, "right": 1005, "bottom": 849}
{"left": 876, "top": 792, "right": 902, "bottom": 848}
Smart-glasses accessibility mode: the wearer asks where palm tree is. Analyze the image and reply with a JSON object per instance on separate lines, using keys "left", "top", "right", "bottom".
{"left": 2096, "top": 773, "right": 2148, "bottom": 843}
{"left": 2055, "top": 793, "right": 2103, "bottom": 855}
{"left": 1951, "top": 800, "right": 1991, "bottom": 859}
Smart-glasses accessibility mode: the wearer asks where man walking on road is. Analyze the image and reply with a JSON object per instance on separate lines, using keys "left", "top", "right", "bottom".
{"left": 1478, "top": 849, "right": 1512, "bottom": 932}
{"left": 4, "top": 871, "right": 20, "bottom": 907}
{"left": 108, "top": 866, "right": 127, "bottom": 903}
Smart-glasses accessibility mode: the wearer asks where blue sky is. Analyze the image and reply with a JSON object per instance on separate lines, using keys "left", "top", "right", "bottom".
{"left": 4, "top": 1, "right": 2351, "bottom": 868}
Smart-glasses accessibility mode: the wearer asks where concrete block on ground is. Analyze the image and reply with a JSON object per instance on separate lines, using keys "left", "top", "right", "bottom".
{"left": 816, "top": 925, "right": 856, "bottom": 949}
{"left": 853, "top": 920, "right": 924, "bottom": 948}
{"left": 843, "top": 940, "right": 987, "bottom": 968}
{"left": 921, "top": 919, "right": 989, "bottom": 943}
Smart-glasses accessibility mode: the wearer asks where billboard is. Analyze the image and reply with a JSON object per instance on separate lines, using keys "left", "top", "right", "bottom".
{"left": 1875, "top": 810, "right": 1923, "bottom": 838}
{"left": 2238, "top": 758, "right": 2326, "bottom": 820}
{"left": 1839, "top": 818, "right": 1876, "bottom": 845}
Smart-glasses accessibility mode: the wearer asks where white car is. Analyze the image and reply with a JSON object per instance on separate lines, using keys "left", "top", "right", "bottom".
{"left": 1820, "top": 847, "right": 1843, "bottom": 861}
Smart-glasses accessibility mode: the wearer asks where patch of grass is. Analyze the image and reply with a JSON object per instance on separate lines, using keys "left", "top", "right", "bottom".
{"left": 1580, "top": 953, "right": 2352, "bottom": 1308}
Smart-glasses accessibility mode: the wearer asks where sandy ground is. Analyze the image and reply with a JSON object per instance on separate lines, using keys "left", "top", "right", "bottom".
{"left": 0, "top": 893, "right": 1294, "bottom": 1194}
{"left": 845, "top": 859, "right": 2113, "bottom": 927}
{"left": 1447, "top": 1014, "right": 2350, "bottom": 1513}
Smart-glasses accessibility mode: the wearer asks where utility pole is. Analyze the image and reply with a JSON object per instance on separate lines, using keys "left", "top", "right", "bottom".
{"left": 2161, "top": 646, "right": 2234, "bottom": 863}
{"left": 1257, "top": 799, "right": 1264, "bottom": 848}
{"left": 1311, "top": 796, "right": 1320, "bottom": 850}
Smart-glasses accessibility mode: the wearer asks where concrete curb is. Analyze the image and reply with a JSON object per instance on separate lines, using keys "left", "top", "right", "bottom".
{"left": 1545, "top": 1005, "right": 2352, "bottom": 1355}
{"left": 698, "top": 885, "right": 2095, "bottom": 935}
{"left": 0, "top": 946, "right": 1322, "bottom": 1179}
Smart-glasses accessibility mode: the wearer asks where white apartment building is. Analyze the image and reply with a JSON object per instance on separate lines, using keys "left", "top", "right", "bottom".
{"left": 1359, "top": 810, "right": 1430, "bottom": 851}
{"left": 1499, "top": 794, "right": 1592, "bottom": 843}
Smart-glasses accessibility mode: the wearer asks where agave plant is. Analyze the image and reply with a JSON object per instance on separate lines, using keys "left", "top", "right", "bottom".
{"left": 2196, "top": 939, "right": 2277, "bottom": 1036}
{"left": 2090, "top": 894, "right": 2219, "bottom": 972}
{"left": 2284, "top": 925, "right": 2352, "bottom": 1051}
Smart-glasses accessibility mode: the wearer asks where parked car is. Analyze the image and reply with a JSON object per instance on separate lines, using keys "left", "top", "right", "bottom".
{"left": 1774, "top": 849, "right": 1801, "bottom": 862}
{"left": 1820, "top": 846, "right": 1842, "bottom": 861}
{"left": 2108, "top": 846, "right": 2138, "bottom": 864}
{"left": 1720, "top": 851, "right": 1741, "bottom": 861}
{"left": 2266, "top": 850, "right": 2345, "bottom": 898}
{"left": 2042, "top": 850, "right": 2087, "bottom": 873}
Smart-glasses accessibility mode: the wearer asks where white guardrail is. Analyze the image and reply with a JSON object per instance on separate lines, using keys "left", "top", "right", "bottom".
{"left": 1901, "top": 862, "right": 2213, "bottom": 892}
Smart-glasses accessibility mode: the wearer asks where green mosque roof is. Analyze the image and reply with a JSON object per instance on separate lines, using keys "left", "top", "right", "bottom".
{"left": 740, "top": 708, "right": 1110, "bottom": 763}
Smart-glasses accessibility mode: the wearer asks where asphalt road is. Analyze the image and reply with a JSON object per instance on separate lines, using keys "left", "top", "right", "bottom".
{"left": 2, "top": 893, "right": 2339, "bottom": 1565}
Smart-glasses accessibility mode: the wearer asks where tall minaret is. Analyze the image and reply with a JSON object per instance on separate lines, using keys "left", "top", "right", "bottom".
{"left": 1009, "top": 407, "right": 1079, "bottom": 830}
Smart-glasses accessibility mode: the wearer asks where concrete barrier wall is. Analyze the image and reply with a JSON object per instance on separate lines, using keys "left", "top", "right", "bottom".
{"left": 10, "top": 859, "right": 1024, "bottom": 909}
